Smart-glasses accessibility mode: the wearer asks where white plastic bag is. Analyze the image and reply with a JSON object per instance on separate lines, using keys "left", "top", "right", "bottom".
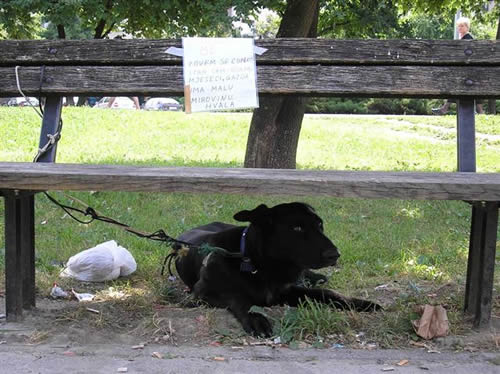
{"left": 60, "top": 240, "right": 137, "bottom": 282}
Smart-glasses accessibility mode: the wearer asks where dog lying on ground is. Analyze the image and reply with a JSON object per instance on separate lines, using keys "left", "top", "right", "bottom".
{"left": 174, "top": 202, "right": 381, "bottom": 336}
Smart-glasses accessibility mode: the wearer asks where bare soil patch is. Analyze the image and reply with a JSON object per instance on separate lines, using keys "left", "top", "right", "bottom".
{"left": 1, "top": 278, "right": 499, "bottom": 353}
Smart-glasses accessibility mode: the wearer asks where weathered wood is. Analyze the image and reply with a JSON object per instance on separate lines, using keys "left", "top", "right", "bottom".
{"left": 2, "top": 65, "right": 500, "bottom": 98}
{"left": 1, "top": 39, "right": 499, "bottom": 66}
{"left": 1, "top": 162, "right": 500, "bottom": 201}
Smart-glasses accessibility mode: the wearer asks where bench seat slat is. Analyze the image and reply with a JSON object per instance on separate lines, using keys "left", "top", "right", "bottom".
{"left": 1, "top": 65, "right": 499, "bottom": 98}
{"left": 1, "top": 162, "right": 499, "bottom": 201}
{"left": 2, "top": 39, "right": 500, "bottom": 66}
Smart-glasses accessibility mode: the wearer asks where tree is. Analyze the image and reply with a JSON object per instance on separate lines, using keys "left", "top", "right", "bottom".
{"left": 0, "top": 0, "right": 249, "bottom": 40}
{"left": 244, "top": 0, "right": 319, "bottom": 169}
{"left": 244, "top": 0, "right": 498, "bottom": 168}
{"left": 0, "top": 0, "right": 273, "bottom": 104}
{"left": 0, "top": 3, "right": 42, "bottom": 39}
{"left": 244, "top": 0, "right": 403, "bottom": 168}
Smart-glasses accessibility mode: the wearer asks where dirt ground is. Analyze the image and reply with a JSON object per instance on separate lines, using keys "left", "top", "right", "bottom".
{"left": 1, "top": 278, "right": 499, "bottom": 349}
{"left": 1, "top": 298, "right": 500, "bottom": 374}
{"left": 1, "top": 280, "right": 500, "bottom": 373}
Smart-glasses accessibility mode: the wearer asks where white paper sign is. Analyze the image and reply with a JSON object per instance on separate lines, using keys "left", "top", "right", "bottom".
{"left": 182, "top": 37, "right": 259, "bottom": 113}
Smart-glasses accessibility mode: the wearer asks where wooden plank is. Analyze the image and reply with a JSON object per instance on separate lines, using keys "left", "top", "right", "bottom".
{"left": 1, "top": 39, "right": 500, "bottom": 66}
{"left": 2, "top": 65, "right": 500, "bottom": 98}
{"left": 1, "top": 162, "right": 500, "bottom": 201}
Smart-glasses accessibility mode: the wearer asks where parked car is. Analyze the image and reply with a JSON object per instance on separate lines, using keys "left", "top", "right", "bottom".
{"left": 94, "top": 97, "right": 137, "bottom": 109}
{"left": 7, "top": 97, "right": 39, "bottom": 107}
{"left": 144, "top": 97, "right": 182, "bottom": 111}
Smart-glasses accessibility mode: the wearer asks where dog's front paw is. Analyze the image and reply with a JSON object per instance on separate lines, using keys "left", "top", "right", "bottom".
{"left": 243, "top": 313, "right": 273, "bottom": 337}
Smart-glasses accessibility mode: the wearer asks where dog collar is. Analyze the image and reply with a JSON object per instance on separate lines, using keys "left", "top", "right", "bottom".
{"left": 240, "top": 227, "right": 257, "bottom": 273}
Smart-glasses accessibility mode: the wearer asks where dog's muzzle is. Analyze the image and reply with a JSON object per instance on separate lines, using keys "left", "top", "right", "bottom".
{"left": 321, "top": 249, "right": 340, "bottom": 266}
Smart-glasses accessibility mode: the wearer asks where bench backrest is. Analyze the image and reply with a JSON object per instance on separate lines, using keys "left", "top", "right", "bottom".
{"left": 1, "top": 38, "right": 500, "bottom": 200}
{"left": 1, "top": 39, "right": 500, "bottom": 98}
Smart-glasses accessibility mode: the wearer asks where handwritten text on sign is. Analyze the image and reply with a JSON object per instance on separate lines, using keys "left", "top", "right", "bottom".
{"left": 182, "top": 38, "right": 258, "bottom": 113}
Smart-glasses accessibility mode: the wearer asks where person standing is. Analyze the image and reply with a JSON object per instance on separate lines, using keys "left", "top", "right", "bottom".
{"left": 432, "top": 17, "right": 484, "bottom": 115}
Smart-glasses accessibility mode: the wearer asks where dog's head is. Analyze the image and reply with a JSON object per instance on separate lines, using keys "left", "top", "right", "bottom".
{"left": 234, "top": 202, "right": 340, "bottom": 269}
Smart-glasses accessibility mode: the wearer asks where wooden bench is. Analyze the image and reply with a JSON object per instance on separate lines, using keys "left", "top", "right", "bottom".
{"left": 1, "top": 38, "right": 499, "bottom": 327}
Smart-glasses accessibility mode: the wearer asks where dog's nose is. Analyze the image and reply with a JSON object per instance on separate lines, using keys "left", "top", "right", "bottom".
{"left": 322, "top": 249, "right": 340, "bottom": 262}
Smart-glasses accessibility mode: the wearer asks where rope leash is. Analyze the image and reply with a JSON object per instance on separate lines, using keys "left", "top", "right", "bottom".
{"left": 15, "top": 65, "right": 43, "bottom": 119}
{"left": 43, "top": 192, "right": 243, "bottom": 276}
{"left": 16, "top": 66, "right": 241, "bottom": 276}
{"left": 33, "top": 132, "right": 61, "bottom": 162}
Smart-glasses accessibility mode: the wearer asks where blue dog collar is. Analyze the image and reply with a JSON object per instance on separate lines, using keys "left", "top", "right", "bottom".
{"left": 240, "top": 227, "right": 257, "bottom": 273}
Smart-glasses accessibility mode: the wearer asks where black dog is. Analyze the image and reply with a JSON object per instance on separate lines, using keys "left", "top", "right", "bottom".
{"left": 174, "top": 202, "right": 381, "bottom": 336}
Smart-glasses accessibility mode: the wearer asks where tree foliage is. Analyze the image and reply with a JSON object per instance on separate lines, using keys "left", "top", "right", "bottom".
{"left": 1, "top": 0, "right": 497, "bottom": 41}
{"left": 398, "top": 0, "right": 499, "bottom": 39}
{"left": 318, "top": 0, "right": 402, "bottom": 38}
{"left": 0, "top": 0, "right": 282, "bottom": 39}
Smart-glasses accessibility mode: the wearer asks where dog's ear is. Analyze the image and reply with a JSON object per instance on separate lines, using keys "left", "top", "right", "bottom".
{"left": 233, "top": 204, "right": 269, "bottom": 223}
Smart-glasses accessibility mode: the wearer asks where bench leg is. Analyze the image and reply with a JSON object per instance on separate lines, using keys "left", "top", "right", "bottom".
{"left": 2, "top": 96, "right": 61, "bottom": 321}
{"left": 464, "top": 201, "right": 499, "bottom": 327}
{"left": 37, "top": 95, "right": 63, "bottom": 162}
{"left": 21, "top": 194, "right": 36, "bottom": 309}
{"left": 4, "top": 192, "right": 36, "bottom": 321}
{"left": 457, "top": 99, "right": 476, "bottom": 172}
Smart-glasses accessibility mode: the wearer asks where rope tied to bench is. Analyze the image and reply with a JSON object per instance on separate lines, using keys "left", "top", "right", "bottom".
{"left": 33, "top": 132, "right": 61, "bottom": 162}
{"left": 15, "top": 66, "right": 43, "bottom": 119}
{"left": 15, "top": 65, "right": 63, "bottom": 162}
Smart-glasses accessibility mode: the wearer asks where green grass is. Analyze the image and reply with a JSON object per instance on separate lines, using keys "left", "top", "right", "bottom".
{"left": 2, "top": 108, "right": 500, "bottom": 171}
{"left": 395, "top": 114, "right": 500, "bottom": 136}
{"left": 0, "top": 107, "right": 499, "bottom": 348}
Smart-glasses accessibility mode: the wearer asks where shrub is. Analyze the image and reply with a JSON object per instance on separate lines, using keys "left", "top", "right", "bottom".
{"left": 307, "top": 97, "right": 435, "bottom": 115}
{"left": 306, "top": 98, "right": 368, "bottom": 114}
{"left": 366, "top": 98, "right": 430, "bottom": 115}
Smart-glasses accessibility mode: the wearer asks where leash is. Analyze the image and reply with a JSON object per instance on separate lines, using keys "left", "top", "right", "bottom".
{"left": 43, "top": 192, "right": 244, "bottom": 276}
{"left": 17, "top": 66, "right": 250, "bottom": 277}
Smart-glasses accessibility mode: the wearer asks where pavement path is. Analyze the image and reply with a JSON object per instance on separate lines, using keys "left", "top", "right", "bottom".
{"left": 1, "top": 337, "right": 499, "bottom": 374}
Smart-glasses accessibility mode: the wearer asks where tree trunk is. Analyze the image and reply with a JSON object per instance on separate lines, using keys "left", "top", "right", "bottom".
{"left": 56, "top": 24, "right": 66, "bottom": 39}
{"left": 244, "top": 0, "right": 319, "bottom": 169}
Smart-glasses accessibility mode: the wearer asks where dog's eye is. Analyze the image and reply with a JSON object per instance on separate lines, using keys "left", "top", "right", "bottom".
{"left": 293, "top": 226, "right": 303, "bottom": 232}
